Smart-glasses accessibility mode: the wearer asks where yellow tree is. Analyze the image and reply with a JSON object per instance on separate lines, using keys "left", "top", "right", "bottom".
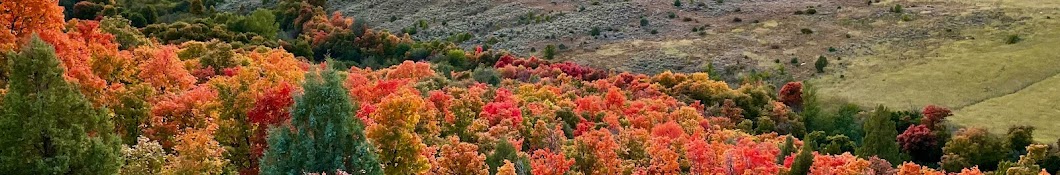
{"left": 367, "top": 89, "right": 431, "bottom": 174}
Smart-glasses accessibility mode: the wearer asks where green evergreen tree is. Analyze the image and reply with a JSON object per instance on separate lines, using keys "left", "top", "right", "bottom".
{"left": 259, "top": 69, "right": 382, "bottom": 175}
{"left": 0, "top": 36, "right": 122, "bottom": 174}
{"left": 777, "top": 136, "right": 795, "bottom": 164}
{"left": 790, "top": 135, "right": 815, "bottom": 175}
{"left": 856, "top": 106, "right": 902, "bottom": 165}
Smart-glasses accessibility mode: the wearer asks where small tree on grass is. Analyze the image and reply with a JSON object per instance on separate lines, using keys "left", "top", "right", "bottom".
{"left": 815, "top": 56, "right": 828, "bottom": 73}
{"left": 544, "top": 44, "right": 557, "bottom": 60}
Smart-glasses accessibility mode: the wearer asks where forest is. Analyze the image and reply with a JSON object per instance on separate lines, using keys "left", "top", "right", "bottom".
{"left": 0, "top": 0, "right": 1057, "bottom": 174}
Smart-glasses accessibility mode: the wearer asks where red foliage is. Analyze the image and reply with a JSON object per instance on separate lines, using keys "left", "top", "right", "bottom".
{"left": 921, "top": 105, "right": 951, "bottom": 129}
{"left": 146, "top": 85, "right": 219, "bottom": 149}
{"left": 778, "top": 82, "right": 803, "bottom": 109}
{"left": 481, "top": 88, "right": 522, "bottom": 127}
{"left": 138, "top": 45, "right": 196, "bottom": 92}
{"left": 897, "top": 124, "right": 938, "bottom": 155}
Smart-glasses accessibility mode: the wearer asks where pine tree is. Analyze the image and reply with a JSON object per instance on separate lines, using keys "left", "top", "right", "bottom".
{"left": 0, "top": 36, "right": 122, "bottom": 174}
{"left": 790, "top": 136, "right": 815, "bottom": 175}
{"left": 777, "top": 136, "right": 795, "bottom": 164}
{"left": 856, "top": 106, "right": 902, "bottom": 165}
{"left": 259, "top": 69, "right": 382, "bottom": 175}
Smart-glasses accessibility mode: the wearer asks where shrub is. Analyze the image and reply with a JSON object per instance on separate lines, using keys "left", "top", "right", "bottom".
{"left": 543, "top": 44, "right": 557, "bottom": 60}
{"left": 801, "top": 28, "right": 814, "bottom": 34}
{"left": 640, "top": 18, "right": 649, "bottom": 26}
{"left": 815, "top": 56, "right": 828, "bottom": 73}
{"left": 472, "top": 67, "right": 502, "bottom": 86}
{"left": 673, "top": 0, "right": 682, "bottom": 7}
{"left": 667, "top": 12, "right": 676, "bottom": 19}
{"left": 1006, "top": 34, "right": 1022, "bottom": 44}
{"left": 891, "top": 4, "right": 903, "bottom": 13}
{"left": 650, "top": 29, "right": 658, "bottom": 34}
{"left": 806, "top": 7, "right": 817, "bottom": 15}
{"left": 790, "top": 58, "right": 799, "bottom": 65}
{"left": 590, "top": 27, "right": 601, "bottom": 37}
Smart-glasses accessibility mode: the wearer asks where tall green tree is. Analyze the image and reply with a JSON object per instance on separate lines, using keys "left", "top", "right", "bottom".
{"left": 856, "top": 106, "right": 902, "bottom": 165}
{"left": 0, "top": 36, "right": 122, "bottom": 174}
{"left": 259, "top": 69, "right": 382, "bottom": 175}
{"left": 790, "top": 135, "right": 815, "bottom": 175}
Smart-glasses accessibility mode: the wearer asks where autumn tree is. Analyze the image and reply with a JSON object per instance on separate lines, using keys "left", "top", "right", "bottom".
{"left": 121, "top": 136, "right": 167, "bottom": 175}
{"left": 164, "top": 125, "right": 228, "bottom": 175}
{"left": 432, "top": 137, "right": 489, "bottom": 174}
{"left": 0, "top": 0, "right": 65, "bottom": 50}
{"left": 530, "top": 149, "right": 574, "bottom": 175}
{"left": 920, "top": 105, "right": 951, "bottom": 129}
{"left": 778, "top": 82, "right": 803, "bottom": 110}
{"left": 940, "top": 128, "right": 1007, "bottom": 171}
{"left": 367, "top": 89, "right": 431, "bottom": 175}
{"left": 857, "top": 106, "right": 902, "bottom": 165}
{"left": 897, "top": 124, "right": 941, "bottom": 163}
{"left": 0, "top": 36, "right": 122, "bottom": 174}
{"left": 259, "top": 70, "right": 382, "bottom": 175}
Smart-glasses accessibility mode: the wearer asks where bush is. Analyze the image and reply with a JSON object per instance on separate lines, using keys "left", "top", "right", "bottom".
{"left": 226, "top": 9, "right": 279, "bottom": 39}
{"left": 891, "top": 4, "right": 903, "bottom": 13}
{"left": 543, "top": 45, "right": 557, "bottom": 60}
{"left": 472, "top": 67, "right": 502, "bottom": 86}
{"left": 815, "top": 56, "right": 828, "bottom": 73}
{"left": 800, "top": 28, "right": 814, "bottom": 34}
{"left": 790, "top": 58, "right": 799, "bottom": 65}
{"left": 667, "top": 12, "right": 676, "bottom": 19}
{"left": 640, "top": 18, "right": 649, "bottom": 26}
{"left": 590, "top": 27, "right": 601, "bottom": 37}
{"left": 1006, "top": 34, "right": 1022, "bottom": 44}
{"left": 674, "top": 0, "right": 682, "bottom": 7}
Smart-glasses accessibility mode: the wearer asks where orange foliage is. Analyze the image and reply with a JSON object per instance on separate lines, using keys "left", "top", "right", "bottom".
{"left": 138, "top": 45, "right": 196, "bottom": 92}
{"left": 530, "top": 149, "right": 574, "bottom": 175}
{"left": 0, "top": 0, "right": 65, "bottom": 50}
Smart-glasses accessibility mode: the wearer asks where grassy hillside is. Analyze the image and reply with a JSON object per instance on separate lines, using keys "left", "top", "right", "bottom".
{"left": 816, "top": 1, "right": 1060, "bottom": 141}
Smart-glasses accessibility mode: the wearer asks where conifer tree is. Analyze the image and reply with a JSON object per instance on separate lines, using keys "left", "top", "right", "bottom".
{"left": 790, "top": 136, "right": 815, "bottom": 175}
{"left": 856, "top": 106, "right": 902, "bottom": 165}
{"left": 0, "top": 36, "right": 122, "bottom": 174}
{"left": 259, "top": 69, "right": 382, "bottom": 175}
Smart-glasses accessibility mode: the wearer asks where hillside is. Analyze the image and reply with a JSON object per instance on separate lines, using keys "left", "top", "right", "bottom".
{"left": 0, "top": 0, "right": 1058, "bottom": 175}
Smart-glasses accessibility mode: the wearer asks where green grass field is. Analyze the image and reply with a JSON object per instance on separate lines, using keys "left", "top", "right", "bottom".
{"left": 814, "top": 3, "right": 1060, "bottom": 142}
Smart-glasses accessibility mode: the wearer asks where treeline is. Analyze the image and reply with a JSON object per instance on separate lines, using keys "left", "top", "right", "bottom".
{"left": 0, "top": 0, "right": 1058, "bottom": 175}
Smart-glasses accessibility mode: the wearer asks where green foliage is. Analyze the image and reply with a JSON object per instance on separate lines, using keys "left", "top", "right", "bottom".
{"left": 543, "top": 44, "right": 557, "bottom": 60}
{"left": 674, "top": 0, "right": 683, "bottom": 7}
{"left": 668, "top": 12, "right": 677, "bottom": 19}
{"left": 790, "top": 135, "right": 815, "bottom": 175}
{"left": 472, "top": 67, "right": 502, "bottom": 86}
{"left": 225, "top": 9, "right": 279, "bottom": 39}
{"left": 99, "top": 16, "right": 149, "bottom": 50}
{"left": 856, "top": 106, "right": 902, "bottom": 165}
{"left": 941, "top": 128, "right": 1007, "bottom": 171}
{"left": 777, "top": 136, "right": 795, "bottom": 164}
{"left": 1006, "top": 34, "right": 1023, "bottom": 44}
{"left": 755, "top": 116, "right": 777, "bottom": 134}
{"left": 640, "top": 18, "right": 649, "bottom": 27}
{"left": 822, "top": 135, "right": 857, "bottom": 155}
{"left": 891, "top": 4, "right": 903, "bottom": 13}
{"left": 815, "top": 56, "right": 829, "bottom": 73}
{"left": 800, "top": 28, "right": 814, "bottom": 34}
{"left": 486, "top": 138, "right": 530, "bottom": 175}
{"left": 1006, "top": 126, "right": 1035, "bottom": 154}
{"left": 0, "top": 36, "right": 122, "bottom": 174}
{"left": 259, "top": 70, "right": 383, "bottom": 175}
{"left": 590, "top": 27, "right": 601, "bottom": 37}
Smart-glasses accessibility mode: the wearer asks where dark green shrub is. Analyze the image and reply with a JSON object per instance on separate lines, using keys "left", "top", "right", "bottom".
{"left": 1006, "top": 34, "right": 1022, "bottom": 44}
{"left": 471, "top": 67, "right": 502, "bottom": 86}
{"left": 590, "top": 27, "right": 601, "bottom": 36}
{"left": 801, "top": 28, "right": 814, "bottom": 34}
{"left": 640, "top": 18, "right": 649, "bottom": 26}
{"left": 815, "top": 56, "right": 828, "bottom": 73}
{"left": 674, "top": 0, "right": 682, "bottom": 7}
{"left": 543, "top": 44, "right": 557, "bottom": 60}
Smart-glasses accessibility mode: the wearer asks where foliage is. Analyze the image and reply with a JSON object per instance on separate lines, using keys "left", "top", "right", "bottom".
{"left": 857, "top": 106, "right": 902, "bottom": 165}
{"left": 0, "top": 36, "right": 122, "bottom": 174}
{"left": 941, "top": 128, "right": 1007, "bottom": 171}
{"left": 259, "top": 70, "right": 382, "bottom": 175}
{"left": 815, "top": 56, "right": 829, "bottom": 73}
{"left": 122, "top": 136, "right": 167, "bottom": 175}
